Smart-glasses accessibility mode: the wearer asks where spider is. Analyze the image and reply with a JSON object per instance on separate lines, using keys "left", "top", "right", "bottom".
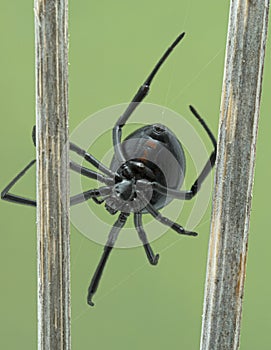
{"left": 1, "top": 32, "right": 216, "bottom": 307}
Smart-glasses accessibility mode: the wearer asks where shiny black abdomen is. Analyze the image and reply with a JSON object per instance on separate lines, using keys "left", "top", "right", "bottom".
{"left": 110, "top": 124, "right": 186, "bottom": 210}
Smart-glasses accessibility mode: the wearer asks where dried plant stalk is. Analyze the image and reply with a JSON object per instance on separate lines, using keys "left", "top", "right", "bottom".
{"left": 200, "top": 1, "right": 270, "bottom": 349}
{"left": 34, "top": 1, "right": 70, "bottom": 349}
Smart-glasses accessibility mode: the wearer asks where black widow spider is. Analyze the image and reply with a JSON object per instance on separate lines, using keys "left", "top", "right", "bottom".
{"left": 1, "top": 32, "right": 217, "bottom": 307}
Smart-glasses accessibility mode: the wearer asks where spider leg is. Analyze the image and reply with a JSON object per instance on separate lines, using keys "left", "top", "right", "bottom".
{"left": 70, "top": 186, "right": 112, "bottom": 206}
{"left": 137, "top": 192, "right": 197, "bottom": 237}
{"left": 113, "top": 32, "right": 186, "bottom": 165}
{"left": 92, "top": 197, "right": 105, "bottom": 205}
{"left": 70, "top": 141, "right": 120, "bottom": 180}
{"left": 70, "top": 160, "right": 114, "bottom": 186}
{"left": 146, "top": 202, "right": 197, "bottom": 237}
{"left": 2, "top": 150, "right": 115, "bottom": 209}
{"left": 87, "top": 212, "right": 129, "bottom": 307}
{"left": 152, "top": 105, "right": 217, "bottom": 200}
{"left": 1, "top": 159, "right": 36, "bottom": 206}
{"left": 185, "top": 105, "right": 217, "bottom": 198}
{"left": 32, "top": 125, "right": 119, "bottom": 180}
{"left": 134, "top": 212, "right": 159, "bottom": 265}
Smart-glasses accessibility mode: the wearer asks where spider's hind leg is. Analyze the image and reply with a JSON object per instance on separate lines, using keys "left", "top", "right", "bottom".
{"left": 113, "top": 32, "right": 186, "bottom": 165}
{"left": 152, "top": 106, "right": 217, "bottom": 202}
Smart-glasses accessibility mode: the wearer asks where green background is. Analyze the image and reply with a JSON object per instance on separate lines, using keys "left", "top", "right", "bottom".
{"left": 0, "top": 1, "right": 270, "bottom": 349}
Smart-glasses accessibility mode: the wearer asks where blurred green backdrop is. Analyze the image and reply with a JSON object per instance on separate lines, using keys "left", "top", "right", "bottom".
{"left": 0, "top": 1, "right": 270, "bottom": 349}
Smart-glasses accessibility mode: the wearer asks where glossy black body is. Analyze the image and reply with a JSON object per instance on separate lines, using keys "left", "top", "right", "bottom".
{"left": 110, "top": 124, "right": 186, "bottom": 210}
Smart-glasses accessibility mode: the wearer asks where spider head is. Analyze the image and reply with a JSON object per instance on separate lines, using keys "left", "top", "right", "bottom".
{"left": 114, "top": 179, "right": 135, "bottom": 201}
{"left": 105, "top": 173, "right": 153, "bottom": 214}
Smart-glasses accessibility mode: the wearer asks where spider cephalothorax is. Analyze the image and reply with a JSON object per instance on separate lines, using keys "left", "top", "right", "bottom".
{"left": 1, "top": 32, "right": 216, "bottom": 307}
